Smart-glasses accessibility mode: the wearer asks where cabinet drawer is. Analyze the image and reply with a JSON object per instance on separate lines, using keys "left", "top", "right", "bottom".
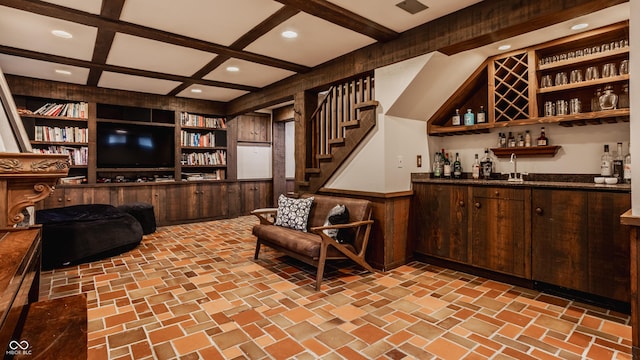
{"left": 472, "top": 186, "right": 525, "bottom": 200}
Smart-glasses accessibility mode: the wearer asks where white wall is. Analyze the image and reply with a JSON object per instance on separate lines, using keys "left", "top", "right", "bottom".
{"left": 285, "top": 121, "right": 295, "bottom": 178}
{"left": 630, "top": 1, "right": 639, "bottom": 214}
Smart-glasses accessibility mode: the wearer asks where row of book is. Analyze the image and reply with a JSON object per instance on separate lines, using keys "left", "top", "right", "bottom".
{"left": 32, "top": 102, "right": 88, "bottom": 118}
{"left": 34, "top": 125, "right": 88, "bottom": 143}
{"left": 180, "top": 112, "right": 226, "bottom": 128}
{"left": 181, "top": 151, "right": 227, "bottom": 166}
{"left": 182, "top": 170, "right": 226, "bottom": 181}
{"left": 180, "top": 131, "right": 218, "bottom": 147}
{"left": 32, "top": 146, "right": 88, "bottom": 166}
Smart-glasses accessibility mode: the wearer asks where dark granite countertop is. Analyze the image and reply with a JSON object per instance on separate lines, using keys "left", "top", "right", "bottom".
{"left": 411, "top": 173, "right": 631, "bottom": 192}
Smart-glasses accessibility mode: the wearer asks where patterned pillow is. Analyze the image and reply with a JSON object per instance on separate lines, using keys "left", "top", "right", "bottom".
{"left": 274, "top": 195, "right": 314, "bottom": 232}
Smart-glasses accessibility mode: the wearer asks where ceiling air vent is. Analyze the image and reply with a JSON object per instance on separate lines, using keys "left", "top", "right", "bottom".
{"left": 396, "top": 0, "right": 428, "bottom": 15}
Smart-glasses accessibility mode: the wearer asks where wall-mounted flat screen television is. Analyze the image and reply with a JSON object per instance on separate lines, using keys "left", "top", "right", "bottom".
{"left": 97, "top": 122, "right": 174, "bottom": 168}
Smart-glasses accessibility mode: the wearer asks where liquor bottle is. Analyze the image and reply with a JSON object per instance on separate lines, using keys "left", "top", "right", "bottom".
{"left": 464, "top": 109, "right": 475, "bottom": 126}
{"left": 524, "top": 130, "right": 532, "bottom": 147}
{"left": 472, "top": 154, "right": 480, "bottom": 179}
{"left": 476, "top": 106, "right": 487, "bottom": 124}
{"left": 433, "top": 152, "right": 442, "bottom": 178}
{"left": 517, "top": 133, "right": 524, "bottom": 147}
{"left": 443, "top": 153, "right": 452, "bottom": 178}
{"left": 507, "top": 132, "right": 516, "bottom": 148}
{"left": 613, "top": 142, "right": 624, "bottom": 182}
{"left": 624, "top": 143, "right": 631, "bottom": 184}
{"left": 453, "top": 153, "right": 462, "bottom": 179}
{"left": 537, "top": 127, "right": 549, "bottom": 146}
{"left": 480, "top": 149, "right": 493, "bottom": 179}
{"left": 601, "top": 144, "right": 613, "bottom": 177}
{"left": 499, "top": 132, "right": 507, "bottom": 148}
{"left": 451, "top": 109, "right": 461, "bottom": 126}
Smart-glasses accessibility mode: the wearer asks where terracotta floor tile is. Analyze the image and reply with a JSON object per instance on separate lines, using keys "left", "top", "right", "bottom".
{"left": 37, "top": 216, "right": 632, "bottom": 359}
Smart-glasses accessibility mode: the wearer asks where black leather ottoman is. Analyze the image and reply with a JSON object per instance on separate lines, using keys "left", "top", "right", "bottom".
{"left": 36, "top": 204, "right": 143, "bottom": 269}
{"left": 117, "top": 202, "right": 156, "bottom": 234}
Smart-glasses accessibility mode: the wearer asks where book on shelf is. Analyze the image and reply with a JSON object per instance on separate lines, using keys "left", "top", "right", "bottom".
{"left": 180, "top": 130, "right": 216, "bottom": 147}
{"left": 32, "top": 102, "right": 88, "bottom": 119}
{"left": 32, "top": 145, "right": 88, "bottom": 165}
{"left": 180, "top": 112, "right": 226, "bottom": 129}
{"left": 181, "top": 150, "right": 226, "bottom": 166}
{"left": 34, "top": 125, "right": 88, "bottom": 143}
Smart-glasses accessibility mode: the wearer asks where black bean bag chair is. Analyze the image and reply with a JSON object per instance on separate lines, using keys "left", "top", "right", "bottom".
{"left": 36, "top": 204, "right": 143, "bottom": 270}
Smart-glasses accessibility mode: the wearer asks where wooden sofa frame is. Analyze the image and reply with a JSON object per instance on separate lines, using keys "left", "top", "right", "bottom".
{"left": 251, "top": 194, "right": 375, "bottom": 291}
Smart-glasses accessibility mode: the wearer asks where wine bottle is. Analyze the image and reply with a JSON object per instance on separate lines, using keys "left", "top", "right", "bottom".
{"left": 433, "top": 152, "right": 442, "bottom": 178}
{"left": 480, "top": 149, "right": 493, "bottom": 179}
{"left": 463, "top": 109, "right": 475, "bottom": 126}
{"left": 601, "top": 144, "right": 612, "bottom": 177}
{"left": 472, "top": 154, "right": 480, "bottom": 179}
{"left": 443, "top": 153, "right": 452, "bottom": 178}
{"left": 537, "top": 127, "right": 549, "bottom": 146}
{"left": 613, "top": 142, "right": 624, "bottom": 182}
{"left": 476, "top": 106, "right": 487, "bottom": 124}
{"left": 507, "top": 132, "right": 516, "bottom": 148}
{"left": 453, "top": 153, "right": 462, "bottom": 179}
{"left": 451, "top": 109, "right": 461, "bottom": 126}
{"left": 624, "top": 143, "right": 631, "bottom": 184}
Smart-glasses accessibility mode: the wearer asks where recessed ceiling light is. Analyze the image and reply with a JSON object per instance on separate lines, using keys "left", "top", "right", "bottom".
{"left": 281, "top": 30, "right": 298, "bottom": 39}
{"left": 498, "top": 44, "right": 511, "bottom": 51}
{"left": 226, "top": 66, "right": 240, "bottom": 72}
{"left": 55, "top": 69, "right": 72, "bottom": 75}
{"left": 51, "top": 30, "right": 73, "bottom": 39}
{"left": 190, "top": 88, "right": 202, "bottom": 93}
{"left": 571, "top": 23, "right": 589, "bottom": 31}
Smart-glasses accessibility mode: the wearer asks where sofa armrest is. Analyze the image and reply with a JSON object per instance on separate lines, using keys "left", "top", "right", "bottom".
{"left": 251, "top": 208, "right": 278, "bottom": 225}
{"left": 309, "top": 219, "right": 374, "bottom": 233}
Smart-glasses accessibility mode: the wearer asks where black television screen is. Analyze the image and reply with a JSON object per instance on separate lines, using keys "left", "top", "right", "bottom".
{"left": 97, "top": 122, "right": 174, "bottom": 168}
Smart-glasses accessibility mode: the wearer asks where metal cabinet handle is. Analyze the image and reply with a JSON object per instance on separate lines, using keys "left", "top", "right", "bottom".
{"left": 535, "top": 207, "right": 543, "bottom": 215}
{"left": 474, "top": 202, "right": 481, "bottom": 209}
{"left": 459, "top": 200, "right": 465, "bottom": 207}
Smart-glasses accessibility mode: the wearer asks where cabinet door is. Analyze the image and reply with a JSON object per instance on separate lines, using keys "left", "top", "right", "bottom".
{"left": 471, "top": 187, "right": 531, "bottom": 277}
{"left": 239, "top": 181, "right": 272, "bottom": 215}
{"left": 588, "top": 191, "right": 630, "bottom": 302}
{"left": 199, "top": 182, "right": 229, "bottom": 219}
{"left": 237, "top": 114, "right": 270, "bottom": 142}
{"left": 412, "top": 183, "right": 469, "bottom": 263}
{"left": 163, "top": 183, "right": 200, "bottom": 223}
{"left": 532, "top": 189, "right": 589, "bottom": 292}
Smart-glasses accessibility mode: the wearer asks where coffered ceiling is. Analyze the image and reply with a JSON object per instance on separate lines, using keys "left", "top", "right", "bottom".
{"left": 0, "top": 0, "right": 482, "bottom": 102}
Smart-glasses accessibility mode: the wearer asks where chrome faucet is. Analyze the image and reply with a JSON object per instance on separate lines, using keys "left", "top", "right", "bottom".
{"left": 508, "top": 153, "right": 523, "bottom": 182}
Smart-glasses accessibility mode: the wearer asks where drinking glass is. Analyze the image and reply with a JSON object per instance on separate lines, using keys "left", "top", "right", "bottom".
{"left": 602, "top": 63, "right": 617, "bottom": 78}
{"left": 586, "top": 66, "right": 600, "bottom": 81}
{"left": 570, "top": 98, "right": 581, "bottom": 114}
{"left": 555, "top": 72, "right": 568, "bottom": 86}
{"left": 620, "top": 60, "right": 629, "bottom": 75}
{"left": 540, "top": 75, "right": 553, "bottom": 88}
{"left": 570, "top": 69, "right": 583, "bottom": 83}
{"left": 556, "top": 100, "right": 568, "bottom": 115}
{"left": 544, "top": 101, "right": 555, "bottom": 117}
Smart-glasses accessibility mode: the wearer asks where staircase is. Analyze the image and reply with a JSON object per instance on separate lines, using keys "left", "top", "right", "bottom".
{"left": 298, "top": 73, "right": 378, "bottom": 193}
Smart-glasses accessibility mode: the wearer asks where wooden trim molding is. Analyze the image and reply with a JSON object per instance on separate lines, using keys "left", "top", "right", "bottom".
{"left": 621, "top": 209, "right": 640, "bottom": 359}
{"left": 0, "top": 153, "right": 69, "bottom": 228}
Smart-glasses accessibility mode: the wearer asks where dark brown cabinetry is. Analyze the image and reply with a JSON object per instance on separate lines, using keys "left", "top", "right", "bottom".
{"left": 227, "top": 181, "right": 274, "bottom": 218}
{"left": 412, "top": 183, "right": 469, "bottom": 262}
{"left": 236, "top": 113, "right": 271, "bottom": 143}
{"left": 470, "top": 187, "right": 531, "bottom": 278}
{"left": 532, "top": 189, "right": 630, "bottom": 302}
{"left": 412, "top": 181, "right": 630, "bottom": 303}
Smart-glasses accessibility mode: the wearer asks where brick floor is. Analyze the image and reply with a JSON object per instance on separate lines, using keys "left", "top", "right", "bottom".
{"left": 40, "top": 216, "right": 632, "bottom": 359}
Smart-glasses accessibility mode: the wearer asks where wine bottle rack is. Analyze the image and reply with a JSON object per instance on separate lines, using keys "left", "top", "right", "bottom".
{"left": 493, "top": 51, "right": 530, "bottom": 123}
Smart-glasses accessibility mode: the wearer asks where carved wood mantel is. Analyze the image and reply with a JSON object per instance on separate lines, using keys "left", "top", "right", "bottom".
{"left": 0, "top": 153, "right": 68, "bottom": 228}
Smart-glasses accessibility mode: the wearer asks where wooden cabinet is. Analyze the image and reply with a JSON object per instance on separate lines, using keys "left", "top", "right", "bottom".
{"left": 227, "top": 181, "right": 273, "bottom": 218}
{"left": 532, "top": 189, "right": 630, "bottom": 302}
{"left": 157, "top": 182, "right": 230, "bottom": 224}
{"left": 236, "top": 113, "right": 271, "bottom": 143}
{"left": 470, "top": 187, "right": 531, "bottom": 278}
{"left": 412, "top": 183, "right": 469, "bottom": 263}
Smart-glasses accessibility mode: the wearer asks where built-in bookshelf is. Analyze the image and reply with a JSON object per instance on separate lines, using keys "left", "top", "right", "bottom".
{"left": 179, "top": 111, "right": 227, "bottom": 181}
{"left": 15, "top": 96, "right": 89, "bottom": 181}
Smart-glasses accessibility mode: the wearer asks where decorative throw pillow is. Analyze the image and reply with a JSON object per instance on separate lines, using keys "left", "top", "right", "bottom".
{"left": 274, "top": 195, "right": 314, "bottom": 232}
{"left": 323, "top": 204, "right": 354, "bottom": 244}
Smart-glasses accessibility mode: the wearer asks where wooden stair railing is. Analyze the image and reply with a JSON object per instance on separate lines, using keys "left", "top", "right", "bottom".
{"left": 298, "top": 73, "right": 378, "bottom": 193}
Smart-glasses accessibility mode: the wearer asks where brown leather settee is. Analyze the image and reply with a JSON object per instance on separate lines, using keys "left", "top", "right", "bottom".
{"left": 252, "top": 194, "right": 375, "bottom": 290}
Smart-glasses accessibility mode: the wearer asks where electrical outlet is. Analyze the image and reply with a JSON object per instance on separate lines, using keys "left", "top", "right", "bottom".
{"left": 397, "top": 155, "right": 403, "bottom": 168}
